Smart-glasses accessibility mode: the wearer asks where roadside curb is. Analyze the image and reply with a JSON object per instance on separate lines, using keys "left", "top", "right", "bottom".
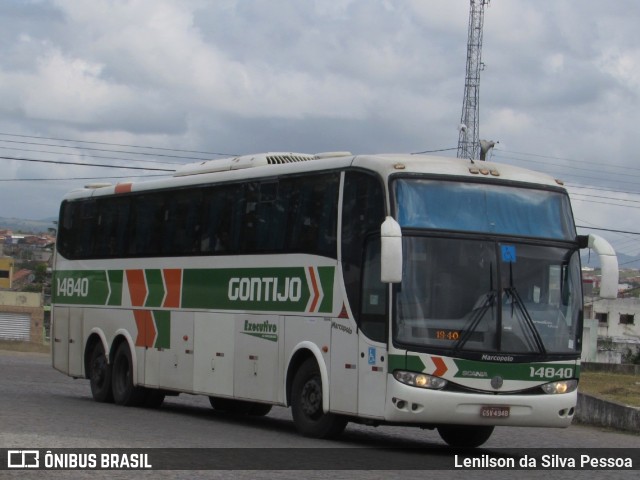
{"left": 575, "top": 392, "right": 640, "bottom": 433}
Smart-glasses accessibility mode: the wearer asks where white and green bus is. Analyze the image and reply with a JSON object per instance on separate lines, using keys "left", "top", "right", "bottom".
{"left": 52, "top": 151, "right": 618, "bottom": 447}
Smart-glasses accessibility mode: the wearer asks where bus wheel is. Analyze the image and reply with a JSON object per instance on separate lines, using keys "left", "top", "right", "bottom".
{"left": 291, "top": 358, "right": 347, "bottom": 439}
{"left": 437, "top": 425, "right": 494, "bottom": 448}
{"left": 88, "top": 342, "right": 113, "bottom": 403}
{"left": 247, "top": 403, "right": 273, "bottom": 417}
{"left": 111, "top": 342, "right": 147, "bottom": 407}
{"left": 208, "top": 397, "right": 251, "bottom": 414}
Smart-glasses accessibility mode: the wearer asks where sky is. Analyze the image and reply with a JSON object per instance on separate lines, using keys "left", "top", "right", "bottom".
{"left": 0, "top": 0, "right": 639, "bottom": 262}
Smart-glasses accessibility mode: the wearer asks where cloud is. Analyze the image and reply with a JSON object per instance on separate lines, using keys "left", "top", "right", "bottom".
{"left": 0, "top": 0, "right": 638, "bottom": 259}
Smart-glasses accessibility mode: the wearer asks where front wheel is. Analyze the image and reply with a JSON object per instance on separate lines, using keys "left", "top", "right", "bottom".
{"left": 437, "top": 425, "right": 494, "bottom": 448}
{"left": 291, "top": 358, "right": 347, "bottom": 439}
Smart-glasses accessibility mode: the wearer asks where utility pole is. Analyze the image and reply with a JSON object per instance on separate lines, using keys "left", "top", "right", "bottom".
{"left": 457, "top": 0, "right": 489, "bottom": 161}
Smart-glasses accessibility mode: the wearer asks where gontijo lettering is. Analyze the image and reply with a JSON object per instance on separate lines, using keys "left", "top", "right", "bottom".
{"left": 228, "top": 277, "right": 302, "bottom": 302}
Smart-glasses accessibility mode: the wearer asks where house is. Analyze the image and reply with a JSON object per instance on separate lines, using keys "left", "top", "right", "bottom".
{"left": 583, "top": 297, "right": 640, "bottom": 363}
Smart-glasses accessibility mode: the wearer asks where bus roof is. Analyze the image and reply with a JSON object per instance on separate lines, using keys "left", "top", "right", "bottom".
{"left": 61, "top": 152, "right": 565, "bottom": 201}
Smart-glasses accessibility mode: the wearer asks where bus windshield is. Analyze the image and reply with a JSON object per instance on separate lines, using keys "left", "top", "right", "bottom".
{"left": 394, "top": 178, "right": 575, "bottom": 240}
{"left": 394, "top": 237, "right": 582, "bottom": 355}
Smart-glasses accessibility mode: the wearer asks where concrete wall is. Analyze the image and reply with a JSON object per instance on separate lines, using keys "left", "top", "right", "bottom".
{"left": 0, "top": 291, "right": 42, "bottom": 307}
{"left": 576, "top": 393, "right": 640, "bottom": 433}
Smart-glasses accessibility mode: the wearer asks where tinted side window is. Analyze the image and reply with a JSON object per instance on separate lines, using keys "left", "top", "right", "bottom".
{"left": 341, "top": 171, "right": 386, "bottom": 330}
{"left": 200, "top": 184, "right": 241, "bottom": 254}
{"left": 284, "top": 173, "right": 339, "bottom": 257}
{"left": 58, "top": 200, "right": 97, "bottom": 259}
{"left": 128, "top": 193, "right": 165, "bottom": 256}
{"left": 162, "top": 189, "right": 202, "bottom": 255}
{"left": 94, "top": 197, "right": 131, "bottom": 258}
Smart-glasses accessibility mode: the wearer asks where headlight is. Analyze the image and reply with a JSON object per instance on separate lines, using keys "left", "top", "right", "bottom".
{"left": 393, "top": 370, "right": 447, "bottom": 390}
{"left": 541, "top": 379, "right": 578, "bottom": 395}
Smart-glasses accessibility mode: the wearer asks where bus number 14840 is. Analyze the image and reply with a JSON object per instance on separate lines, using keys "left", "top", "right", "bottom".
{"left": 529, "top": 367, "right": 573, "bottom": 379}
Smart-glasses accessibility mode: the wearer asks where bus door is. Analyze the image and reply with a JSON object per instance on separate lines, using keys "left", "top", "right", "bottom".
{"left": 158, "top": 312, "right": 194, "bottom": 392}
{"left": 357, "top": 238, "right": 388, "bottom": 418}
{"left": 329, "top": 315, "right": 358, "bottom": 414}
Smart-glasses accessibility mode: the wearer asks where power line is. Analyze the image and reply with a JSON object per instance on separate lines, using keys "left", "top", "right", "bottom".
{"left": 576, "top": 225, "right": 640, "bottom": 236}
{"left": 0, "top": 145, "right": 184, "bottom": 166}
{"left": 0, "top": 174, "right": 170, "bottom": 182}
{"left": 0, "top": 155, "right": 176, "bottom": 172}
{"left": 411, "top": 147, "right": 458, "bottom": 154}
{"left": 0, "top": 138, "right": 212, "bottom": 162}
{"left": 494, "top": 152, "right": 640, "bottom": 181}
{"left": 0, "top": 132, "right": 237, "bottom": 157}
{"left": 566, "top": 183, "right": 640, "bottom": 196}
{"left": 570, "top": 193, "right": 640, "bottom": 205}
{"left": 494, "top": 148, "right": 636, "bottom": 172}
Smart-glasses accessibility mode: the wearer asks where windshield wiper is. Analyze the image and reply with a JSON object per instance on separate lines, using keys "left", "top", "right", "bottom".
{"left": 504, "top": 287, "right": 547, "bottom": 355}
{"left": 454, "top": 290, "right": 498, "bottom": 352}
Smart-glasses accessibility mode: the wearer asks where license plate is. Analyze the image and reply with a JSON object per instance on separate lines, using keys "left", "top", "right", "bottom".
{"left": 480, "top": 406, "right": 510, "bottom": 418}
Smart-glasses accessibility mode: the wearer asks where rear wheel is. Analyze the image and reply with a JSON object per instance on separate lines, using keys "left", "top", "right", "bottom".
{"left": 111, "top": 342, "right": 147, "bottom": 406}
{"left": 437, "top": 425, "right": 494, "bottom": 448}
{"left": 291, "top": 358, "right": 347, "bottom": 438}
{"left": 88, "top": 342, "right": 113, "bottom": 403}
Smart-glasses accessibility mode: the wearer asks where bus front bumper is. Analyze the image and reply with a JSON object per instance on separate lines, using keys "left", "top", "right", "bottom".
{"left": 385, "top": 376, "right": 576, "bottom": 428}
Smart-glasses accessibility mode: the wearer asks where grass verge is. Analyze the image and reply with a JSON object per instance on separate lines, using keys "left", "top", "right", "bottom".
{"left": 0, "top": 340, "right": 51, "bottom": 354}
{"left": 579, "top": 371, "right": 640, "bottom": 408}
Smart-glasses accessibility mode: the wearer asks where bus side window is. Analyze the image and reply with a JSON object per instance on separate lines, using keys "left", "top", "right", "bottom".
{"left": 286, "top": 173, "right": 339, "bottom": 258}
{"left": 360, "top": 237, "right": 388, "bottom": 342}
{"left": 74, "top": 200, "right": 97, "bottom": 258}
{"left": 341, "top": 170, "right": 386, "bottom": 339}
{"left": 94, "top": 197, "right": 130, "bottom": 258}
{"left": 162, "top": 190, "right": 202, "bottom": 255}
{"left": 129, "top": 193, "right": 164, "bottom": 256}
{"left": 201, "top": 185, "right": 239, "bottom": 254}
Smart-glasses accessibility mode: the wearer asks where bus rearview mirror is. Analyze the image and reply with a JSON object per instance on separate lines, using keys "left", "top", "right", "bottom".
{"left": 381, "top": 216, "right": 402, "bottom": 283}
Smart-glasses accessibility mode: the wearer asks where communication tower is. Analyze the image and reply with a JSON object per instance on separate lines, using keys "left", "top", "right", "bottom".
{"left": 457, "top": 0, "right": 490, "bottom": 160}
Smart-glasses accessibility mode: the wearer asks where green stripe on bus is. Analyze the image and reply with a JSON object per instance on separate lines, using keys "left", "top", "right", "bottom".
{"left": 145, "top": 269, "right": 165, "bottom": 308}
{"left": 181, "top": 267, "right": 334, "bottom": 313}
{"left": 318, "top": 266, "right": 334, "bottom": 313}
{"left": 153, "top": 310, "right": 171, "bottom": 349}
{"left": 53, "top": 270, "right": 110, "bottom": 305}
{"left": 106, "top": 270, "right": 123, "bottom": 306}
{"left": 453, "top": 359, "right": 579, "bottom": 381}
{"left": 54, "top": 266, "right": 335, "bottom": 314}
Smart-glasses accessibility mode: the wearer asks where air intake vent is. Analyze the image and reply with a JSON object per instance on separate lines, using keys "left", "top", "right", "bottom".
{"left": 266, "top": 154, "right": 315, "bottom": 164}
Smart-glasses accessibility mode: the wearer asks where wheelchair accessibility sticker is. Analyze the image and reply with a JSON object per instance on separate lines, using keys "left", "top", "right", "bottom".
{"left": 501, "top": 245, "right": 516, "bottom": 263}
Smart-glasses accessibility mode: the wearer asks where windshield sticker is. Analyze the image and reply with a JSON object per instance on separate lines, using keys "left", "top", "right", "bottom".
{"left": 501, "top": 245, "right": 516, "bottom": 263}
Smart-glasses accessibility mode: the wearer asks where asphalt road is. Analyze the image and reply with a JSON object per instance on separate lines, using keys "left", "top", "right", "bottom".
{"left": 1, "top": 349, "right": 639, "bottom": 479}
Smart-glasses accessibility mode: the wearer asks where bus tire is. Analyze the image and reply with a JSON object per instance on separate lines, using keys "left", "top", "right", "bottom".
{"left": 437, "top": 425, "right": 494, "bottom": 448}
{"left": 111, "top": 342, "right": 147, "bottom": 407}
{"left": 291, "top": 358, "right": 347, "bottom": 439}
{"left": 88, "top": 342, "right": 113, "bottom": 403}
